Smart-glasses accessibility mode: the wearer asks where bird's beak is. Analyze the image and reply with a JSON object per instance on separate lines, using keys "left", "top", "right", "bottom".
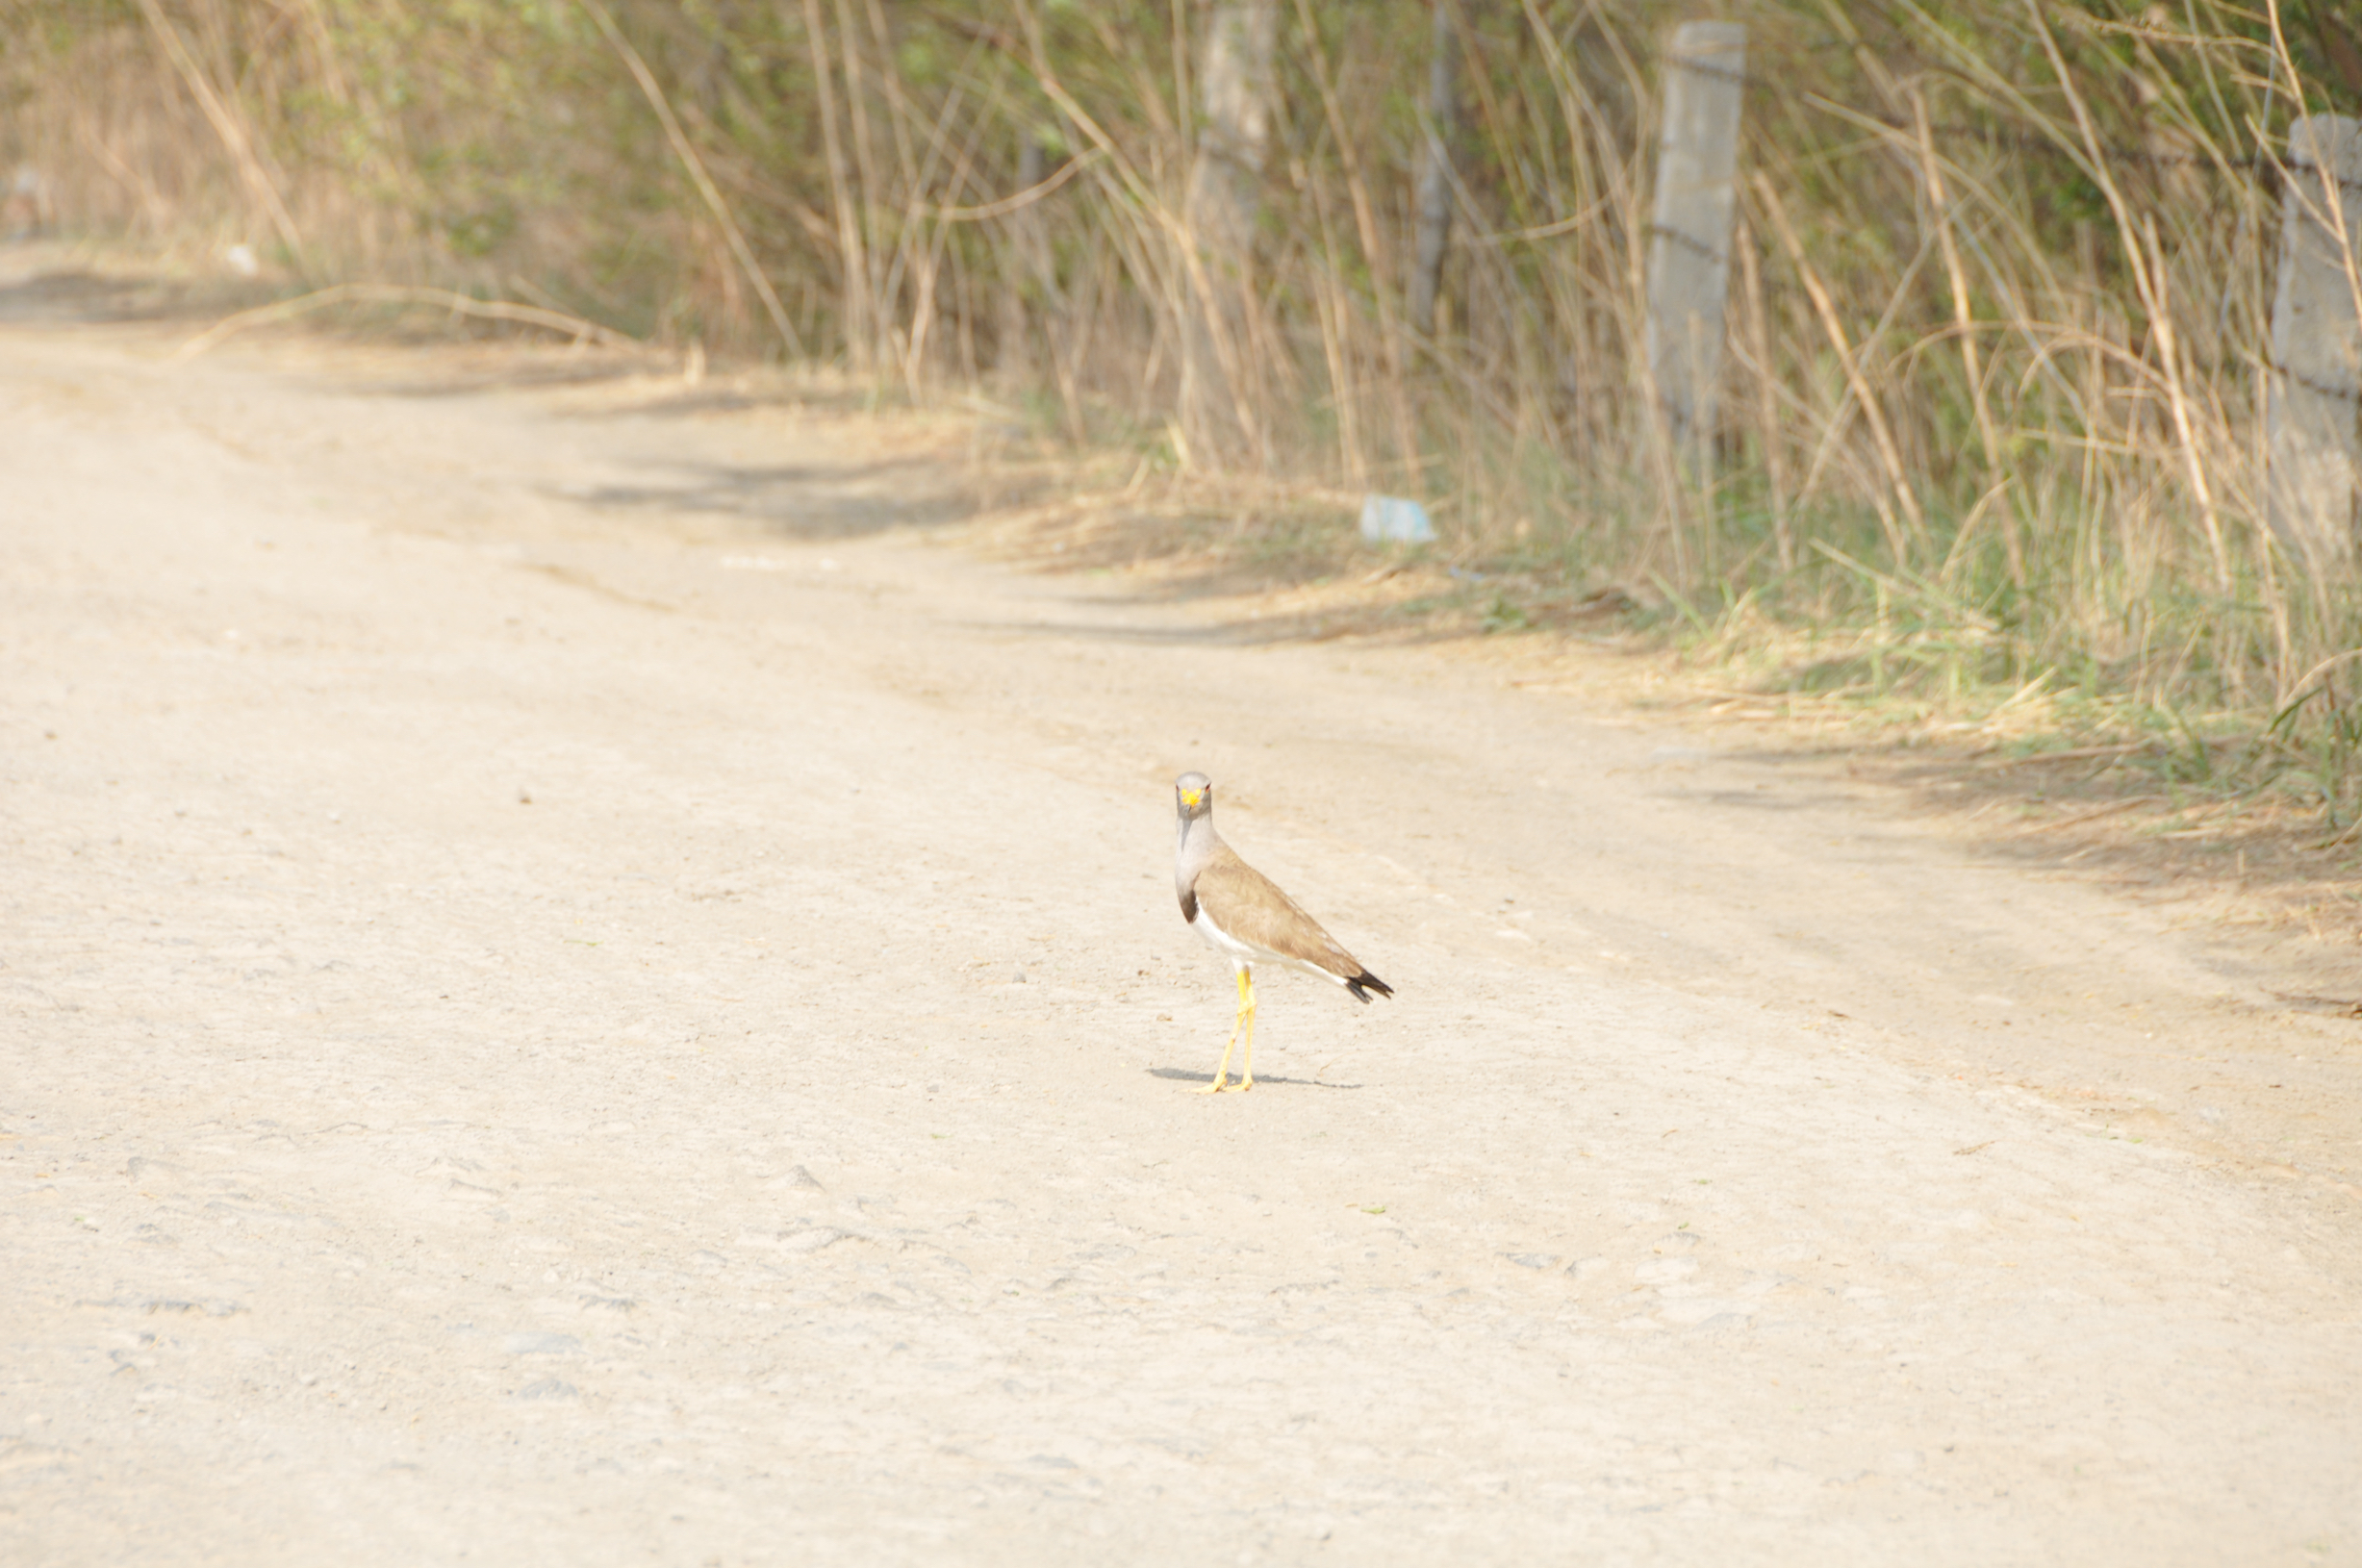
{"left": 1180, "top": 789, "right": 1203, "bottom": 810}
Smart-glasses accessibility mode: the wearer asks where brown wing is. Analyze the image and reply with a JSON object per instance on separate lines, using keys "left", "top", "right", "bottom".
{"left": 1194, "top": 845, "right": 1367, "bottom": 981}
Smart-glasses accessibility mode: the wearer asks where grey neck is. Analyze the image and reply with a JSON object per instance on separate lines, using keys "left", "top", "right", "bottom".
{"left": 1175, "top": 811, "right": 1221, "bottom": 892}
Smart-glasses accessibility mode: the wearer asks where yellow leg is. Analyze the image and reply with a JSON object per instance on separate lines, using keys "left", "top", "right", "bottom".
{"left": 1235, "top": 971, "right": 1257, "bottom": 1092}
{"left": 1198, "top": 966, "right": 1254, "bottom": 1093}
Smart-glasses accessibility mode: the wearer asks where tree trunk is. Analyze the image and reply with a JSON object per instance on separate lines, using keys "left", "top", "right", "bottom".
{"left": 1408, "top": 0, "right": 1460, "bottom": 342}
{"left": 793, "top": 0, "right": 867, "bottom": 366}
{"left": 1179, "top": 0, "right": 1276, "bottom": 467}
{"left": 996, "top": 134, "right": 1056, "bottom": 388}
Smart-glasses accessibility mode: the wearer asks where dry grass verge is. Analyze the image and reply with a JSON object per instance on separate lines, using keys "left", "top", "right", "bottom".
{"left": 958, "top": 453, "right": 2362, "bottom": 973}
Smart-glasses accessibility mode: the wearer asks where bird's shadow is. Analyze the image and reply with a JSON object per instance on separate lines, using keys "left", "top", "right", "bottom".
{"left": 1147, "top": 1067, "right": 1364, "bottom": 1091}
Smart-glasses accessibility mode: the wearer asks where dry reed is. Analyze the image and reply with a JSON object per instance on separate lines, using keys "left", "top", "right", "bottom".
{"left": 7, "top": 0, "right": 2362, "bottom": 824}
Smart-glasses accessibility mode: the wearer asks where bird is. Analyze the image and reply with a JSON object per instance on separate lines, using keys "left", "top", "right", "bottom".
{"left": 1172, "top": 771, "right": 1391, "bottom": 1092}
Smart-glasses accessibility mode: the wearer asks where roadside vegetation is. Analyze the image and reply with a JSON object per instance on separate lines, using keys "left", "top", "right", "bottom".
{"left": 7, "top": 0, "right": 2362, "bottom": 845}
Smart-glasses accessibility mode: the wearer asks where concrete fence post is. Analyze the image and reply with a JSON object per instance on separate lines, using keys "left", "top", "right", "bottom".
{"left": 2266, "top": 114, "right": 2362, "bottom": 571}
{"left": 1643, "top": 21, "right": 1746, "bottom": 468}
{"left": 1179, "top": 0, "right": 1277, "bottom": 468}
{"left": 1408, "top": 0, "right": 1460, "bottom": 341}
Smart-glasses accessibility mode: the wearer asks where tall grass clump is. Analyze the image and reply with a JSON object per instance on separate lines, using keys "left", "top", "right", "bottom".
{"left": 6, "top": 1, "right": 2362, "bottom": 822}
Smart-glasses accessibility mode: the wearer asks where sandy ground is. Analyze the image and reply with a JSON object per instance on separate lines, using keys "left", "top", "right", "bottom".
{"left": 4, "top": 269, "right": 2361, "bottom": 1563}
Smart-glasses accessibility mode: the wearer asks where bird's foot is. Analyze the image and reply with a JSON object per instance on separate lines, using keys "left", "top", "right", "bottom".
{"left": 1195, "top": 1076, "right": 1229, "bottom": 1095}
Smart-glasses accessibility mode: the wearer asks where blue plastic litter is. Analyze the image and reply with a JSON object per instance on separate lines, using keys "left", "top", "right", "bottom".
{"left": 1359, "top": 493, "right": 1436, "bottom": 544}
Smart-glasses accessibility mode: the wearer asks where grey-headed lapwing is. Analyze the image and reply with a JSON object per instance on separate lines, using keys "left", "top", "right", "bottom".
{"left": 1173, "top": 771, "right": 1390, "bottom": 1092}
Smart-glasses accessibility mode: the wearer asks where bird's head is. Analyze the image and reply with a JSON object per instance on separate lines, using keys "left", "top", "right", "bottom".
{"left": 1174, "top": 771, "right": 1213, "bottom": 822}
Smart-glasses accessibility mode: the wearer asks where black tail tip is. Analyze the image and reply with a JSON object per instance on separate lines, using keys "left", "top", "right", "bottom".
{"left": 1346, "top": 972, "right": 1393, "bottom": 1003}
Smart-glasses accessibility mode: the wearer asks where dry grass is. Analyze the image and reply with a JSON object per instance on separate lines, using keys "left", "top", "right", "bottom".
{"left": 8, "top": 0, "right": 2362, "bottom": 833}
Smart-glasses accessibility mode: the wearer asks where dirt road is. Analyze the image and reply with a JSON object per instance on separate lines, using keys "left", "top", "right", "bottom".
{"left": 4, "top": 274, "right": 2360, "bottom": 1563}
